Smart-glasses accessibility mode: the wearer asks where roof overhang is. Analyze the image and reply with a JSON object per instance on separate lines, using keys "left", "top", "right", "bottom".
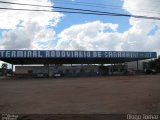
{"left": 0, "top": 50, "right": 157, "bottom": 65}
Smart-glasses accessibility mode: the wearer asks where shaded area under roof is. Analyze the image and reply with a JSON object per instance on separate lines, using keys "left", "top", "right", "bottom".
{"left": 0, "top": 57, "right": 152, "bottom": 65}
{"left": 0, "top": 50, "right": 157, "bottom": 65}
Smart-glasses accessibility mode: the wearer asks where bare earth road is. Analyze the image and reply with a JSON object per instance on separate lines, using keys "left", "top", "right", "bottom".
{"left": 0, "top": 75, "right": 160, "bottom": 114}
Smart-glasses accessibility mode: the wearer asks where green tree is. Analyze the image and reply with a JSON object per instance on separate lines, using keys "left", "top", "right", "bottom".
{"left": 148, "top": 57, "right": 160, "bottom": 72}
{"left": 1, "top": 63, "right": 8, "bottom": 76}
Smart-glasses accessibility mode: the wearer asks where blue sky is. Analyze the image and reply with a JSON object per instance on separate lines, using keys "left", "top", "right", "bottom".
{"left": 53, "top": 0, "right": 131, "bottom": 33}
{"left": 0, "top": 0, "right": 160, "bottom": 68}
{"left": 0, "top": 0, "right": 160, "bottom": 52}
{"left": 51, "top": 0, "right": 132, "bottom": 48}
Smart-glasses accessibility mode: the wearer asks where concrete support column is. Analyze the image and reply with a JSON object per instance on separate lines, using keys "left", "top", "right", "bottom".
{"left": 11, "top": 64, "right": 14, "bottom": 77}
{"left": 110, "top": 64, "right": 113, "bottom": 75}
{"left": 48, "top": 64, "right": 50, "bottom": 77}
{"left": 137, "top": 60, "right": 139, "bottom": 71}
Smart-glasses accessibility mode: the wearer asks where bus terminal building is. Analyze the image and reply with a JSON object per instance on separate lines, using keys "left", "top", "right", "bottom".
{"left": 0, "top": 50, "right": 157, "bottom": 77}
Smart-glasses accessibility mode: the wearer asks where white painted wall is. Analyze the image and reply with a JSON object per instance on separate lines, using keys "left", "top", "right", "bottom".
{"left": 127, "top": 60, "right": 149, "bottom": 71}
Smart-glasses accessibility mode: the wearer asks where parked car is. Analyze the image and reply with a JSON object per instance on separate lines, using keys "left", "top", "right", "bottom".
{"left": 144, "top": 69, "right": 156, "bottom": 74}
{"left": 33, "top": 73, "right": 48, "bottom": 78}
{"left": 53, "top": 72, "right": 63, "bottom": 77}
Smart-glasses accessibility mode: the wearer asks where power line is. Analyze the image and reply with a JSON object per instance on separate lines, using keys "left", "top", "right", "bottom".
{"left": 53, "top": 0, "right": 160, "bottom": 12}
{"left": 0, "top": 1, "right": 160, "bottom": 20}
{"left": 53, "top": 0, "right": 160, "bottom": 6}
{"left": 53, "top": 0, "right": 160, "bottom": 15}
{"left": 17, "top": 0, "right": 160, "bottom": 11}
{"left": 0, "top": 1, "right": 122, "bottom": 15}
{"left": 0, "top": 1, "right": 50, "bottom": 8}
{"left": 0, "top": 7, "right": 160, "bottom": 20}
{"left": 53, "top": 0, "right": 122, "bottom": 9}
{"left": 1, "top": 0, "right": 160, "bottom": 15}
{"left": 13, "top": 0, "right": 160, "bottom": 11}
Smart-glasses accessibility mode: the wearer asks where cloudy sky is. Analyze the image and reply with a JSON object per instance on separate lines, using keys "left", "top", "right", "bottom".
{"left": 0, "top": 0, "right": 160, "bottom": 54}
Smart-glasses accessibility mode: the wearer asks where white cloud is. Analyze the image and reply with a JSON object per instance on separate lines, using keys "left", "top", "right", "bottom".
{"left": 123, "top": 0, "right": 160, "bottom": 17}
{"left": 55, "top": 0, "right": 160, "bottom": 52}
{"left": 0, "top": 0, "right": 63, "bottom": 50}
{"left": 0, "top": 0, "right": 63, "bottom": 29}
{"left": 0, "top": 0, "right": 160, "bottom": 55}
{"left": 0, "top": 22, "right": 56, "bottom": 50}
{"left": 56, "top": 21, "right": 121, "bottom": 50}
{"left": 56, "top": 10, "right": 160, "bottom": 53}
{"left": 121, "top": 0, "right": 160, "bottom": 52}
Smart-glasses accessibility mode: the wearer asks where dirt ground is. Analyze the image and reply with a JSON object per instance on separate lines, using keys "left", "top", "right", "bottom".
{"left": 0, "top": 75, "right": 160, "bottom": 114}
